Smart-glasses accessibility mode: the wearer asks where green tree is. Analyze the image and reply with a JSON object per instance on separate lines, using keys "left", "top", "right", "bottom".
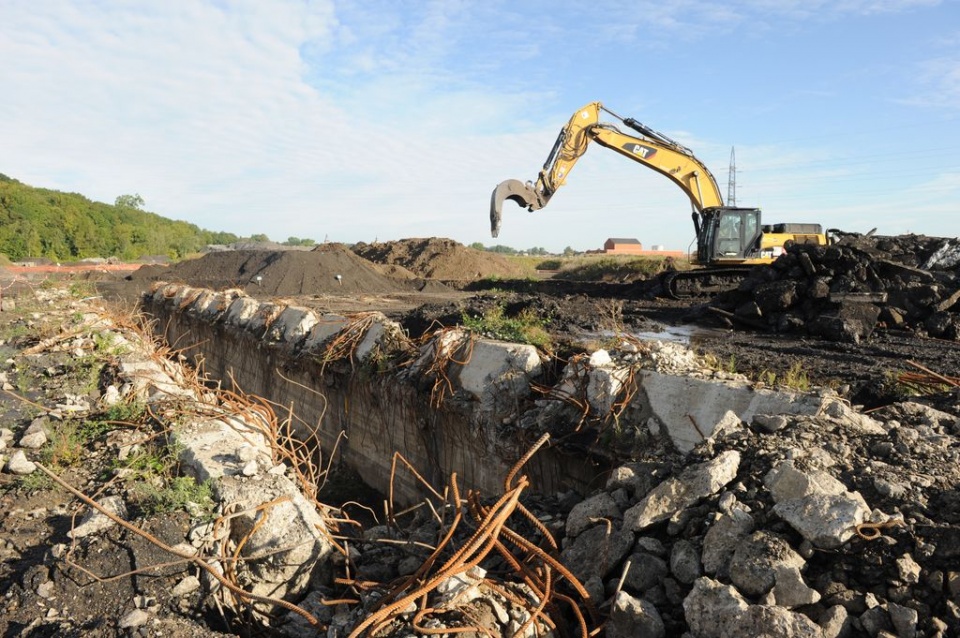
{"left": 468, "top": 242, "right": 485, "bottom": 251}
{"left": 563, "top": 246, "right": 576, "bottom": 256}
{"left": 0, "top": 177, "right": 238, "bottom": 261}
{"left": 115, "top": 194, "right": 145, "bottom": 210}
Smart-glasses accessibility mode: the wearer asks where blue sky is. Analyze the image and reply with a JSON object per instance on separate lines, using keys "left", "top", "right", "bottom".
{"left": 2, "top": 1, "right": 958, "bottom": 252}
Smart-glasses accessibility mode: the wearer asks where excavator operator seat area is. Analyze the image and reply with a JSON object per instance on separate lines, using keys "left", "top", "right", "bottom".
{"left": 715, "top": 209, "right": 760, "bottom": 257}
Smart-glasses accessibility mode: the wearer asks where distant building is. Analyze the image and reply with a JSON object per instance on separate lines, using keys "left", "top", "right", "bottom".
{"left": 603, "top": 238, "right": 643, "bottom": 255}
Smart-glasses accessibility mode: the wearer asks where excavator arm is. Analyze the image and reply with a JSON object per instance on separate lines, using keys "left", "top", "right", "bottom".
{"left": 490, "top": 102, "right": 725, "bottom": 237}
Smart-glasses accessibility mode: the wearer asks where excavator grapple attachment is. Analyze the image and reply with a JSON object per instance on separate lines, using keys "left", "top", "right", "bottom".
{"left": 490, "top": 179, "right": 538, "bottom": 238}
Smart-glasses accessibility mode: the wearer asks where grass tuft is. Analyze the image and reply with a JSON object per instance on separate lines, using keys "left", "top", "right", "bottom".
{"left": 462, "top": 304, "right": 552, "bottom": 351}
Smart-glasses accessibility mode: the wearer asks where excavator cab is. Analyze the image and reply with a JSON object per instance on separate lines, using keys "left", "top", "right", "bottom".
{"left": 697, "top": 207, "right": 762, "bottom": 264}
{"left": 696, "top": 208, "right": 825, "bottom": 266}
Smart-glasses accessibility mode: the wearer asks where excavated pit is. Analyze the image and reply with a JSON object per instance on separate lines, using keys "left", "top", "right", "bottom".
{"left": 141, "top": 282, "right": 835, "bottom": 506}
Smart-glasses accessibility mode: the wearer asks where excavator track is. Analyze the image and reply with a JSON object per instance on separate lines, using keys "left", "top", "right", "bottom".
{"left": 661, "top": 267, "right": 753, "bottom": 300}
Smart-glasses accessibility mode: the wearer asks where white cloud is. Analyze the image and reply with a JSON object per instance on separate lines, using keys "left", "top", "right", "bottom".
{"left": 0, "top": 0, "right": 956, "bottom": 252}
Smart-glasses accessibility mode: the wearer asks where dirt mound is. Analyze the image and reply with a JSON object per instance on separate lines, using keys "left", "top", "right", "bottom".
{"left": 709, "top": 233, "right": 960, "bottom": 342}
{"left": 352, "top": 238, "right": 527, "bottom": 280}
{"left": 130, "top": 244, "right": 420, "bottom": 296}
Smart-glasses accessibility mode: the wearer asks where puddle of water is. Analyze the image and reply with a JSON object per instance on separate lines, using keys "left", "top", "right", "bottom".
{"left": 583, "top": 324, "right": 730, "bottom": 346}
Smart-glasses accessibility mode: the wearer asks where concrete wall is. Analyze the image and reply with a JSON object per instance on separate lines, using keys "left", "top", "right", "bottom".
{"left": 144, "top": 285, "right": 600, "bottom": 505}
{"left": 143, "top": 283, "right": 831, "bottom": 507}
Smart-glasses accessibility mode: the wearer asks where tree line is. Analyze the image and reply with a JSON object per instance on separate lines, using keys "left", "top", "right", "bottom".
{"left": 469, "top": 242, "right": 577, "bottom": 256}
{"left": 0, "top": 174, "right": 242, "bottom": 261}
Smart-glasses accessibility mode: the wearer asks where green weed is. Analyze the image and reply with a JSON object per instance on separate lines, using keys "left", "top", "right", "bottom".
{"left": 781, "top": 362, "right": 811, "bottom": 392}
{"left": 129, "top": 475, "right": 214, "bottom": 517}
{"left": 41, "top": 421, "right": 86, "bottom": 468}
{"left": 725, "top": 355, "right": 737, "bottom": 375}
{"left": 16, "top": 471, "right": 55, "bottom": 493}
{"left": 104, "top": 400, "right": 147, "bottom": 424}
{"left": 462, "top": 305, "right": 552, "bottom": 351}
{"left": 93, "top": 331, "right": 128, "bottom": 355}
{"left": 67, "top": 282, "right": 97, "bottom": 298}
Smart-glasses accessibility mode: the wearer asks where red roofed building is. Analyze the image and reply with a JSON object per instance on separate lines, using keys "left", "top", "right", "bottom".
{"left": 603, "top": 238, "right": 643, "bottom": 254}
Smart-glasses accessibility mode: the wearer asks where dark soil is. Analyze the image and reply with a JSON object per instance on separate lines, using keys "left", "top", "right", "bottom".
{"left": 106, "top": 234, "right": 960, "bottom": 408}
{"left": 4, "top": 233, "right": 960, "bottom": 636}
{"left": 351, "top": 237, "right": 527, "bottom": 280}
{"left": 126, "top": 244, "right": 443, "bottom": 297}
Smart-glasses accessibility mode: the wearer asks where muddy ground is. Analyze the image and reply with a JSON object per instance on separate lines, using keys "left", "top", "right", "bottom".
{"left": 4, "top": 235, "right": 960, "bottom": 637}
{"left": 106, "top": 237, "right": 960, "bottom": 409}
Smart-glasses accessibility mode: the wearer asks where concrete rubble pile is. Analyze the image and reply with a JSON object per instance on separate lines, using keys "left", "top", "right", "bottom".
{"left": 297, "top": 390, "right": 960, "bottom": 637}
{"left": 7, "top": 283, "right": 959, "bottom": 636}
{"left": 0, "top": 287, "right": 334, "bottom": 633}
{"left": 712, "top": 233, "right": 960, "bottom": 343}
{"left": 134, "top": 282, "right": 960, "bottom": 636}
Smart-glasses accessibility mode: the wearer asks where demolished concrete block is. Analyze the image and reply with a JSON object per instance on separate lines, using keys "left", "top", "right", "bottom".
{"left": 607, "top": 592, "right": 665, "bottom": 638}
{"left": 702, "top": 507, "right": 755, "bottom": 577}
{"left": 559, "top": 522, "right": 634, "bottom": 583}
{"left": 454, "top": 339, "right": 542, "bottom": 413}
{"left": 408, "top": 328, "right": 468, "bottom": 375}
{"left": 887, "top": 602, "right": 918, "bottom": 638}
{"left": 770, "top": 566, "right": 822, "bottom": 609}
{"left": 764, "top": 461, "right": 856, "bottom": 503}
{"left": 682, "top": 577, "right": 749, "bottom": 638}
{"left": 729, "top": 531, "right": 805, "bottom": 597}
{"left": 640, "top": 371, "right": 824, "bottom": 453}
{"left": 684, "top": 577, "right": 822, "bottom": 638}
{"left": 151, "top": 283, "right": 180, "bottom": 306}
{"left": 68, "top": 495, "right": 127, "bottom": 539}
{"left": 765, "top": 461, "right": 870, "bottom": 549}
{"left": 354, "top": 315, "right": 405, "bottom": 362}
{"left": 187, "top": 290, "right": 223, "bottom": 319}
{"left": 821, "top": 399, "right": 887, "bottom": 434}
{"left": 565, "top": 492, "right": 621, "bottom": 539}
{"left": 302, "top": 314, "right": 349, "bottom": 351}
{"left": 243, "top": 302, "right": 283, "bottom": 337}
{"left": 120, "top": 357, "right": 197, "bottom": 401}
{"left": 266, "top": 306, "right": 319, "bottom": 345}
{"left": 202, "top": 289, "right": 247, "bottom": 320}
{"left": 773, "top": 493, "right": 868, "bottom": 550}
{"left": 224, "top": 296, "right": 262, "bottom": 327}
{"left": 623, "top": 451, "right": 740, "bottom": 532}
{"left": 586, "top": 365, "right": 632, "bottom": 414}
{"left": 819, "top": 605, "right": 850, "bottom": 638}
{"left": 177, "top": 410, "right": 333, "bottom": 603}
{"left": 623, "top": 552, "right": 669, "bottom": 593}
{"left": 670, "top": 539, "right": 702, "bottom": 585}
{"left": 548, "top": 352, "right": 634, "bottom": 416}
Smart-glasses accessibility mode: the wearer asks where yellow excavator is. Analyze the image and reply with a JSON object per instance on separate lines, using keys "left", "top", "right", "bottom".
{"left": 490, "top": 102, "right": 828, "bottom": 298}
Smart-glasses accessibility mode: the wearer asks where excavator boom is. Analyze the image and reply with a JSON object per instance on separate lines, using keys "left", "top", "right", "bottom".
{"left": 490, "top": 102, "right": 725, "bottom": 238}
{"left": 488, "top": 101, "right": 828, "bottom": 298}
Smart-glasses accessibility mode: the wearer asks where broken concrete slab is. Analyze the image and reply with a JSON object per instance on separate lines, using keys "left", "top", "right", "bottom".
{"left": 301, "top": 313, "right": 349, "bottom": 351}
{"left": 453, "top": 339, "right": 542, "bottom": 413}
{"left": 266, "top": 306, "right": 319, "bottom": 344}
{"left": 623, "top": 451, "right": 740, "bottom": 532}
{"left": 223, "top": 296, "right": 261, "bottom": 327}
{"left": 639, "top": 372, "right": 825, "bottom": 453}
{"left": 765, "top": 460, "right": 871, "bottom": 549}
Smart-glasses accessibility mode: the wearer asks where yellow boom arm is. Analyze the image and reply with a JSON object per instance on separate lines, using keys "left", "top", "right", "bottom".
{"left": 490, "top": 102, "right": 725, "bottom": 237}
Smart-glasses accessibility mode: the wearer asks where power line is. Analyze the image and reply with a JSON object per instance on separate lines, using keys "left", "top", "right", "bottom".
{"left": 727, "top": 146, "right": 736, "bottom": 206}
